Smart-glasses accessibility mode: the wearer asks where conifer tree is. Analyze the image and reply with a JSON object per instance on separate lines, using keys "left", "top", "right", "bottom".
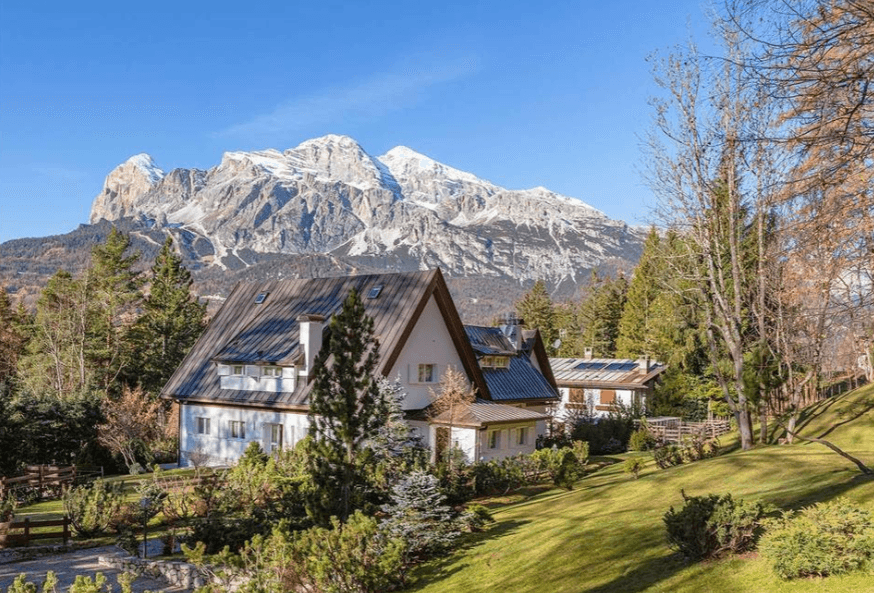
{"left": 578, "top": 273, "right": 628, "bottom": 357}
{"left": 306, "top": 288, "right": 386, "bottom": 524}
{"left": 128, "top": 236, "right": 206, "bottom": 395}
{"left": 515, "top": 280, "right": 558, "bottom": 354}
{"left": 616, "top": 228, "right": 663, "bottom": 358}
{"left": 0, "top": 288, "right": 28, "bottom": 386}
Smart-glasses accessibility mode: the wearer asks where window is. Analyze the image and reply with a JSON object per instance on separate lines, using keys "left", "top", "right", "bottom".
{"left": 480, "top": 356, "right": 493, "bottom": 368}
{"left": 517, "top": 427, "right": 528, "bottom": 446}
{"left": 266, "top": 423, "right": 283, "bottom": 450}
{"left": 262, "top": 366, "right": 282, "bottom": 377}
{"left": 228, "top": 420, "right": 246, "bottom": 440}
{"left": 488, "top": 430, "right": 501, "bottom": 449}
{"left": 232, "top": 365, "right": 244, "bottom": 376}
{"left": 417, "top": 364, "right": 437, "bottom": 383}
{"left": 255, "top": 292, "right": 269, "bottom": 304}
{"left": 367, "top": 285, "right": 383, "bottom": 299}
{"left": 493, "top": 356, "right": 510, "bottom": 369}
{"left": 599, "top": 389, "right": 617, "bottom": 405}
{"left": 569, "top": 388, "right": 586, "bottom": 403}
{"left": 196, "top": 417, "right": 210, "bottom": 435}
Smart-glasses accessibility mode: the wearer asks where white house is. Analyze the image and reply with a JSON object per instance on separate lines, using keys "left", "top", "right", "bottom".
{"left": 549, "top": 353, "right": 666, "bottom": 422}
{"left": 161, "top": 269, "right": 559, "bottom": 466}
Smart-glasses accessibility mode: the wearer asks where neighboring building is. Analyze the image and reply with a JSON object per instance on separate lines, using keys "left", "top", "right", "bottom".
{"left": 161, "top": 269, "right": 558, "bottom": 466}
{"left": 549, "top": 352, "right": 666, "bottom": 421}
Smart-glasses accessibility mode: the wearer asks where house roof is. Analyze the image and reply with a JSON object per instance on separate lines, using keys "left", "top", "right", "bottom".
{"left": 464, "top": 325, "right": 559, "bottom": 403}
{"left": 425, "top": 398, "right": 549, "bottom": 428}
{"left": 548, "top": 357, "right": 666, "bottom": 389}
{"left": 161, "top": 269, "right": 490, "bottom": 409}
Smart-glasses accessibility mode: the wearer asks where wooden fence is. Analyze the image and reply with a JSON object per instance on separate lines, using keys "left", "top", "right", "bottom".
{"left": 0, "top": 516, "right": 71, "bottom": 548}
{"left": 0, "top": 465, "right": 97, "bottom": 498}
{"left": 642, "top": 419, "right": 732, "bottom": 444}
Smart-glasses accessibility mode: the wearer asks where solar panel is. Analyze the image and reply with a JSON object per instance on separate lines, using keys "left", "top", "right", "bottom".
{"left": 575, "top": 361, "right": 608, "bottom": 371}
{"left": 605, "top": 362, "right": 637, "bottom": 371}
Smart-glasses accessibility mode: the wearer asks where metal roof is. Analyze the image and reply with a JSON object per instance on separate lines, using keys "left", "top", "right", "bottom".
{"left": 549, "top": 357, "right": 666, "bottom": 388}
{"left": 161, "top": 269, "right": 490, "bottom": 408}
{"left": 465, "top": 325, "right": 516, "bottom": 356}
{"left": 429, "top": 398, "right": 548, "bottom": 427}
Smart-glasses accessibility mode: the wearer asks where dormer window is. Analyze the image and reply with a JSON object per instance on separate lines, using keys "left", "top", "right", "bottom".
{"left": 255, "top": 292, "right": 269, "bottom": 304}
{"left": 262, "top": 366, "right": 282, "bottom": 377}
{"left": 494, "top": 356, "right": 510, "bottom": 369}
{"left": 481, "top": 356, "right": 494, "bottom": 368}
{"left": 480, "top": 356, "right": 510, "bottom": 369}
{"left": 232, "top": 365, "right": 244, "bottom": 375}
{"left": 367, "top": 285, "right": 383, "bottom": 299}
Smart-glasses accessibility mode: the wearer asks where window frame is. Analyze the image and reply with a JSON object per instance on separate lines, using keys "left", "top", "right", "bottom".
{"left": 262, "top": 365, "right": 282, "bottom": 377}
{"left": 488, "top": 430, "right": 501, "bottom": 450}
{"left": 196, "top": 417, "right": 210, "bottom": 436}
{"left": 517, "top": 426, "right": 528, "bottom": 446}
{"left": 417, "top": 363, "right": 437, "bottom": 383}
{"left": 228, "top": 420, "right": 246, "bottom": 440}
{"left": 232, "top": 365, "right": 245, "bottom": 376}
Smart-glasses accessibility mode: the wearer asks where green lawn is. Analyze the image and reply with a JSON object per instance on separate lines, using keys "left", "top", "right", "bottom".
{"left": 412, "top": 386, "right": 874, "bottom": 593}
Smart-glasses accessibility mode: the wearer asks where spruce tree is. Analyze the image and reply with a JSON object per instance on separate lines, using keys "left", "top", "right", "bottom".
{"left": 128, "top": 236, "right": 206, "bottom": 395}
{"left": 515, "top": 280, "right": 558, "bottom": 354}
{"left": 616, "top": 228, "right": 663, "bottom": 358}
{"left": 0, "top": 288, "right": 27, "bottom": 387}
{"left": 306, "top": 288, "right": 386, "bottom": 524}
{"left": 578, "top": 272, "right": 628, "bottom": 357}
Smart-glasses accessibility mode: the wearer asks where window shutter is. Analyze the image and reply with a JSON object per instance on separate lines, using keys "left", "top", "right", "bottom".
{"left": 408, "top": 364, "right": 413, "bottom": 383}
{"left": 282, "top": 366, "right": 295, "bottom": 379}
{"left": 246, "top": 365, "right": 260, "bottom": 377}
{"left": 217, "top": 365, "right": 231, "bottom": 377}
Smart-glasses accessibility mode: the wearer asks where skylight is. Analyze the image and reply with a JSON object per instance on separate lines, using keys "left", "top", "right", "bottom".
{"left": 255, "top": 292, "right": 269, "bottom": 304}
{"left": 367, "top": 285, "right": 383, "bottom": 299}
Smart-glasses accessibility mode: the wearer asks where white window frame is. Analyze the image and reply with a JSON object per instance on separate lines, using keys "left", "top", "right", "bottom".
{"left": 196, "top": 417, "right": 210, "bottom": 436}
{"left": 262, "top": 366, "right": 282, "bottom": 377}
{"left": 481, "top": 356, "right": 494, "bottom": 368}
{"left": 494, "top": 356, "right": 510, "bottom": 369}
{"left": 417, "top": 363, "right": 437, "bottom": 383}
{"left": 228, "top": 420, "right": 246, "bottom": 440}
{"left": 232, "top": 365, "right": 244, "bottom": 376}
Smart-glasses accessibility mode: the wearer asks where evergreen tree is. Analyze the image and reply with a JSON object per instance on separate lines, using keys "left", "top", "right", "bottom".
{"left": 88, "top": 227, "right": 142, "bottom": 397}
{"left": 515, "top": 280, "right": 558, "bottom": 354}
{"left": 128, "top": 236, "right": 207, "bottom": 395}
{"left": 616, "top": 228, "right": 664, "bottom": 358}
{"left": 381, "top": 470, "right": 460, "bottom": 564}
{"left": 305, "top": 288, "right": 386, "bottom": 524}
{"left": 578, "top": 273, "right": 628, "bottom": 357}
{"left": 0, "top": 289, "right": 28, "bottom": 387}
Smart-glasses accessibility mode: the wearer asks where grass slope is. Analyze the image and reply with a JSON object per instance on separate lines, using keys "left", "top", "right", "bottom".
{"left": 413, "top": 386, "right": 874, "bottom": 593}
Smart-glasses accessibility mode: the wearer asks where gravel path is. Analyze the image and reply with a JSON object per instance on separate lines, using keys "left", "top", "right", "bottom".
{"left": 0, "top": 546, "right": 187, "bottom": 592}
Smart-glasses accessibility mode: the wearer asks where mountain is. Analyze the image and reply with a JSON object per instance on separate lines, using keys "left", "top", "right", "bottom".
{"left": 2, "top": 135, "right": 646, "bottom": 322}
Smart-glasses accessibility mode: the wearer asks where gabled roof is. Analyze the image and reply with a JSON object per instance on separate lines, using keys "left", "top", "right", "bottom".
{"left": 465, "top": 325, "right": 516, "bottom": 356}
{"left": 421, "top": 398, "right": 549, "bottom": 428}
{"left": 549, "top": 357, "right": 666, "bottom": 389}
{"left": 161, "top": 269, "right": 489, "bottom": 409}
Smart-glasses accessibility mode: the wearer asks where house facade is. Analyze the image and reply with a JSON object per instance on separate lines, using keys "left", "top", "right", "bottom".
{"left": 549, "top": 353, "right": 666, "bottom": 422}
{"left": 161, "top": 269, "right": 558, "bottom": 466}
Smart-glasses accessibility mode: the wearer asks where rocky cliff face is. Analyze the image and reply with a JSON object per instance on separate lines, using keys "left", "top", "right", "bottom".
{"left": 88, "top": 134, "right": 645, "bottom": 287}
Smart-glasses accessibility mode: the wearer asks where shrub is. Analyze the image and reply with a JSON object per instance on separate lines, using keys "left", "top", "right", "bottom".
{"left": 461, "top": 503, "right": 495, "bottom": 532}
{"left": 622, "top": 457, "right": 646, "bottom": 479}
{"left": 63, "top": 479, "right": 126, "bottom": 538}
{"left": 628, "top": 428, "right": 657, "bottom": 451}
{"left": 530, "top": 447, "right": 583, "bottom": 490}
{"left": 760, "top": 498, "right": 874, "bottom": 579}
{"left": 664, "top": 491, "right": 770, "bottom": 561}
{"left": 653, "top": 444, "right": 683, "bottom": 469}
{"left": 569, "top": 413, "right": 636, "bottom": 454}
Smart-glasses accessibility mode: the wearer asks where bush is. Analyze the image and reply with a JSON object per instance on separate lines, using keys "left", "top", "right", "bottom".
{"left": 760, "top": 498, "right": 874, "bottom": 579}
{"left": 664, "top": 491, "right": 770, "bottom": 561}
{"left": 571, "top": 416, "right": 634, "bottom": 454}
{"left": 63, "top": 479, "right": 126, "bottom": 538}
{"left": 628, "top": 428, "right": 657, "bottom": 451}
{"left": 461, "top": 503, "right": 495, "bottom": 532}
{"left": 653, "top": 434, "right": 719, "bottom": 469}
{"left": 653, "top": 445, "right": 683, "bottom": 469}
{"left": 622, "top": 457, "right": 646, "bottom": 479}
{"left": 530, "top": 446, "right": 584, "bottom": 490}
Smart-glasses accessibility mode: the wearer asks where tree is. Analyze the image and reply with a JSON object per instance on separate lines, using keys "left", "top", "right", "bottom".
{"left": 616, "top": 228, "right": 665, "bottom": 358}
{"left": 98, "top": 385, "right": 161, "bottom": 471}
{"left": 515, "top": 280, "right": 558, "bottom": 354}
{"left": 427, "top": 366, "right": 476, "bottom": 472}
{"left": 306, "top": 288, "right": 386, "bottom": 524}
{"left": 128, "top": 236, "right": 206, "bottom": 395}
{"left": 578, "top": 272, "right": 628, "bottom": 357}
{"left": 0, "top": 289, "right": 27, "bottom": 387}
{"left": 88, "top": 227, "right": 142, "bottom": 397}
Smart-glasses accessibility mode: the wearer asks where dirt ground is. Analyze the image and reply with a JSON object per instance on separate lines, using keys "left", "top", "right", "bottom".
{"left": 0, "top": 546, "right": 187, "bottom": 592}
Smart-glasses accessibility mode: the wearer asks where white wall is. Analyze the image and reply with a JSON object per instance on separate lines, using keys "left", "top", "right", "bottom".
{"left": 554, "top": 387, "right": 643, "bottom": 421}
{"left": 179, "top": 403, "right": 310, "bottom": 467}
{"left": 476, "top": 422, "right": 539, "bottom": 462}
{"left": 388, "top": 295, "right": 470, "bottom": 410}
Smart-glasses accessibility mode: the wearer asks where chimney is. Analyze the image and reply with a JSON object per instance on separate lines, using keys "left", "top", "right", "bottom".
{"left": 500, "top": 313, "right": 524, "bottom": 352}
{"left": 637, "top": 355, "right": 651, "bottom": 373}
{"left": 298, "top": 314, "right": 326, "bottom": 375}
{"left": 584, "top": 347, "right": 593, "bottom": 360}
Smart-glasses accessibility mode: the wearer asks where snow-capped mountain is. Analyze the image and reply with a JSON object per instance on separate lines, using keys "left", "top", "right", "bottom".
{"left": 89, "top": 134, "right": 645, "bottom": 288}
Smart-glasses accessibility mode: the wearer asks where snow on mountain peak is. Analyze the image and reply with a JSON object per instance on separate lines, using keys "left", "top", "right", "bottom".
{"left": 378, "top": 146, "right": 495, "bottom": 188}
{"left": 124, "top": 153, "right": 165, "bottom": 184}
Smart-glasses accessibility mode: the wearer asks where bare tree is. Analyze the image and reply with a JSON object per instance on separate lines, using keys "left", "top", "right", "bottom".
{"left": 98, "top": 385, "right": 161, "bottom": 471}
{"left": 427, "top": 366, "right": 477, "bottom": 469}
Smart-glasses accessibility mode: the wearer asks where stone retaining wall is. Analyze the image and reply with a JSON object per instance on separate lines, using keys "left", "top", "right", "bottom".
{"left": 98, "top": 555, "right": 205, "bottom": 590}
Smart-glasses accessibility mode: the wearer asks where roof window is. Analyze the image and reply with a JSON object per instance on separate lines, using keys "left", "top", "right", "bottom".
{"left": 255, "top": 292, "right": 269, "bottom": 304}
{"left": 367, "top": 285, "right": 383, "bottom": 299}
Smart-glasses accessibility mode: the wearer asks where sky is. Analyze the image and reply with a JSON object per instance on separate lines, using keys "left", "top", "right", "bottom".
{"left": 0, "top": 0, "right": 716, "bottom": 244}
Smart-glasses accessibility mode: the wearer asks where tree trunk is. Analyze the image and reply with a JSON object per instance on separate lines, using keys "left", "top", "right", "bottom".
{"left": 778, "top": 419, "right": 872, "bottom": 475}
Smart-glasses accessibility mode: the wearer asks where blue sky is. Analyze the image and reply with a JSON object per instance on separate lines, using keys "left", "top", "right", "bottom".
{"left": 0, "top": 0, "right": 714, "bottom": 244}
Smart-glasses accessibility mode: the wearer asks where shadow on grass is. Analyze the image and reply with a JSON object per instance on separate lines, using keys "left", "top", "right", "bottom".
{"left": 407, "top": 519, "right": 530, "bottom": 590}
{"left": 814, "top": 395, "right": 874, "bottom": 440}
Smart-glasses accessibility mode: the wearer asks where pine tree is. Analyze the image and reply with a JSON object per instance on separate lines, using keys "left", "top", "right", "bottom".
{"left": 578, "top": 273, "right": 628, "bottom": 357}
{"left": 305, "top": 288, "right": 386, "bottom": 524}
{"left": 616, "top": 228, "right": 663, "bottom": 358}
{"left": 381, "top": 470, "right": 460, "bottom": 564}
{"left": 88, "top": 227, "right": 142, "bottom": 397}
{"left": 0, "top": 289, "right": 27, "bottom": 386}
{"left": 128, "top": 236, "right": 207, "bottom": 395}
{"left": 515, "top": 280, "right": 558, "bottom": 354}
